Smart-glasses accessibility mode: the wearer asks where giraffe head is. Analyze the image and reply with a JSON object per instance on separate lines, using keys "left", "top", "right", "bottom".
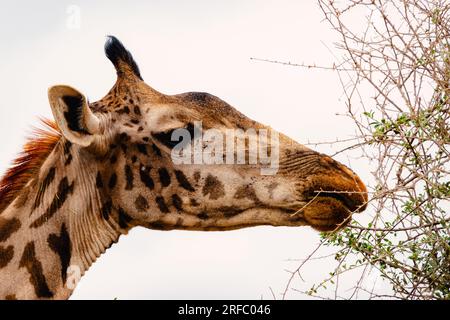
{"left": 47, "top": 36, "right": 367, "bottom": 233}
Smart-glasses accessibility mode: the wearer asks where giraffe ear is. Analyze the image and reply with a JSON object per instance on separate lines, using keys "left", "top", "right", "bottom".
{"left": 48, "top": 85, "right": 101, "bottom": 147}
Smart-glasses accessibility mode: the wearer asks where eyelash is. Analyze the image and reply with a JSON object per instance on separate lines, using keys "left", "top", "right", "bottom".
{"left": 152, "top": 123, "right": 195, "bottom": 149}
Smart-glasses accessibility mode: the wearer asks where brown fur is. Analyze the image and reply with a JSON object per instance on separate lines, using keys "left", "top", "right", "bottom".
{"left": 0, "top": 37, "right": 369, "bottom": 300}
{"left": 0, "top": 119, "right": 61, "bottom": 213}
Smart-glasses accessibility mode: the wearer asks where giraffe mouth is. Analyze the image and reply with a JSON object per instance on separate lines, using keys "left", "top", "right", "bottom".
{"left": 214, "top": 206, "right": 297, "bottom": 218}
{"left": 305, "top": 190, "right": 367, "bottom": 213}
{"left": 290, "top": 189, "right": 369, "bottom": 232}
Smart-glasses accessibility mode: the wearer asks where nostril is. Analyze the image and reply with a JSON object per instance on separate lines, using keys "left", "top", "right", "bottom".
{"left": 309, "top": 185, "right": 368, "bottom": 213}
{"left": 312, "top": 191, "right": 360, "bottom": 212}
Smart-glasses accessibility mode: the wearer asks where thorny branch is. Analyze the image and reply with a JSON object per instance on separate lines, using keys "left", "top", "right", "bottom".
{"left": 269, "top": 0, "right": 450, "bottom": 300}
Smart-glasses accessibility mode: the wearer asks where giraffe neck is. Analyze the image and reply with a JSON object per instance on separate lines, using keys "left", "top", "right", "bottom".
{"left": 0, "top": 139, "right": 125, "bottom": 300}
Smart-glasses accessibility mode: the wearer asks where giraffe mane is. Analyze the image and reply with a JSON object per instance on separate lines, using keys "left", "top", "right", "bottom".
{"left": 0, "top": 118, "right": 61, "bottom": 213}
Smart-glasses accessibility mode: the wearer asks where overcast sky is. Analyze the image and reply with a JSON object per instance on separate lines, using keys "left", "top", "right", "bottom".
{"left": 0, "top": 1, "right": 386, "bottom": 299}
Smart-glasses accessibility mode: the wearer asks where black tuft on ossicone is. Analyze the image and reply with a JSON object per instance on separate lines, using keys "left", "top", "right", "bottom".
{"left": 104, "top": 35, "right": 143, "bottom": 80}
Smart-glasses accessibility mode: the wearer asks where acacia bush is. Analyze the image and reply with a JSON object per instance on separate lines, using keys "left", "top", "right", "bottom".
{"left": 280, "top": 0, "right": 449, "bottom": 299}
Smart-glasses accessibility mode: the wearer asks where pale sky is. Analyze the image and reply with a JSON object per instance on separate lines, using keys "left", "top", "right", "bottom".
{"left": 0, "top": 1, "right": 385, "bottom": 299}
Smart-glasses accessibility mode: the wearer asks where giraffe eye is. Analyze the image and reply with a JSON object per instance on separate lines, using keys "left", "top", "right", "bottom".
{"left": 152, "top": 123, "right": 195, "bottom": 149}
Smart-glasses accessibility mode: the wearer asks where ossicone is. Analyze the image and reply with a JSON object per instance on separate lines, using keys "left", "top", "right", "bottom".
{"left": 104, "top": 35, "right": 143, "bottom": 81}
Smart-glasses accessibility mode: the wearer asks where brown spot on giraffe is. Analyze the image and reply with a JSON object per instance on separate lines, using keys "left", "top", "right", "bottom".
{"left": 155, "top": 196, "right": 169, "bottom": 213}
{"left": 202, "top": 174, "right": 225, "bottom": 200}
{"left": 147, "top": 220, "right": 171, "bottom": 230}
{"left": 63, "top": 140, "right": 72, "bottom": 154}
{"left": 118, "top": 207, "right": 133, "bottom": 229}
{"left": 158, "top": 168, "right": 171, "bottom": 188}
{"left": 64, "top": 154, "right": 73, "bottom": 166}
{"left": 218, "top": 206, "right": 243, "bottom": 218}
{"left": 119, "top": 132, "right": 131, "bottom": 142}
{"left": 120, "top": 144, "right": 128, "bottom": 154}
{"left": 139, "top": 165, "right": 154, "bottom": 190}
{"left": 0, "top": 217, "right": 21, "bottom": 243}
{"left": 190, "top": 198, "right": 200, "bottom": 207}
{"left": 197, "top": 212, "right": 209, "bottom": 220}
{"left": 19, "top": 242, "right": 53, "bottom": 298}
{"left": 47, "top": 223, "right": 72, "bottom": 284}
{"left": 110, "top": 154, "right": 118, "bottom": 164}
{"left": 171, "top": 194, "right": 183, "bottom": 211}
{"left": 101, "top": 199, "right": 113, "bottom": 220}
{"left": 151, "top": 144, "right": 162, "bottom": 157}
{"left": 116, "top": 106, "right": 130, "bottom": 114}
{"left": 234, "top": 184, "right": 261, "bottom": 205}
{"left": 0, "top": 245, "right": 14, "bottom": 269}
{"left": 137, "top": 144, "right": 148, "bottom": 155}
{"left": 96, "top": 171, "right": 104, "bottom": 189}
{"left": 174, "top": 170, "right": 195, "bottom": 192}
{"left": 135, "top": 195, "right": 149, "bottom": 212}
{"left": 125, "top": 165, "right": 134, "bottom": 190}
{"left": 108, "top": 173, "right": 118, "bottom": 189}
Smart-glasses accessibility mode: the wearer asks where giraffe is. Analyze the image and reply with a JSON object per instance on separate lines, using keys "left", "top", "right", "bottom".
{"left": 0, "top": 36, "right": 368, "bottom": 300}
